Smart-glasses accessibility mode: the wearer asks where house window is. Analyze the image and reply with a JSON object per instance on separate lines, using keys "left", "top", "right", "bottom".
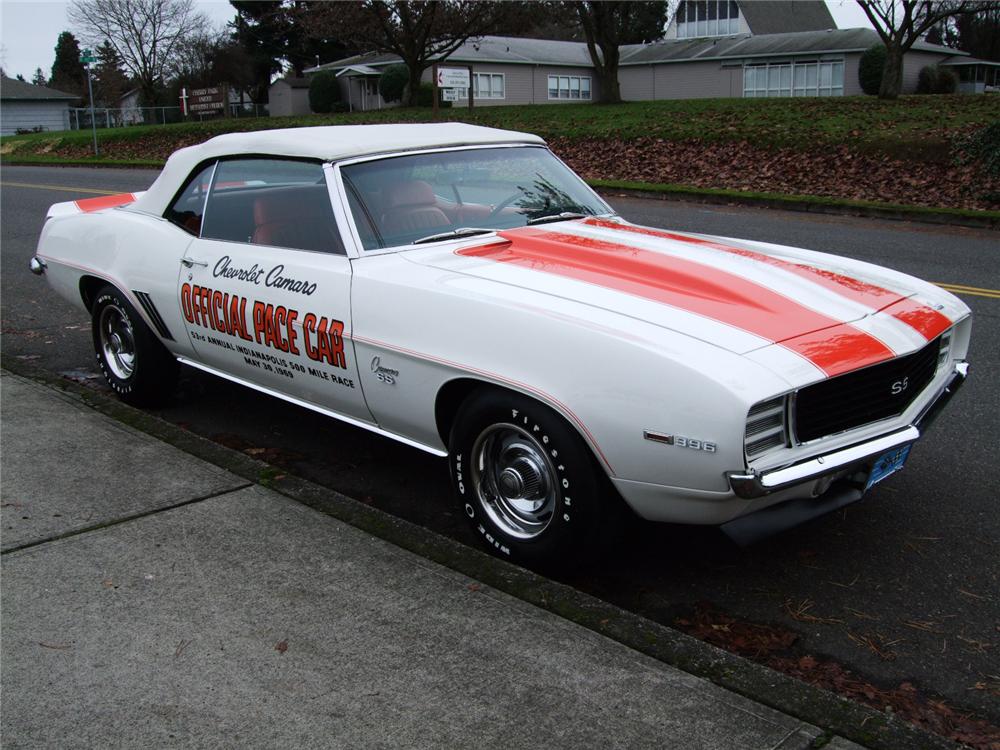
{"left": 744, "top": 59, "right": 844, "bottom": 98}
{"left": 458, "top": 72, "right": 505, "bottom": 100}
{"left": 677, "top": 1, "right": 740, "bottom": 39}
{"left": 547, "top": 75, "right": 592, "bottom": 100}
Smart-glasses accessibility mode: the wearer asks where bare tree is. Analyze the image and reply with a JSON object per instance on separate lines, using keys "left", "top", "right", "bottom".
{"left": 317, "top": 1, "right": 509, "bottom": 107}
{"left": 573, "top": 1, "right": 670, "bottom": 104}
{"left": 68, "top": 0, "right": 209, "bottom": 106}
{"left": 856, "top": 0, "right": 999, "bottom": 98}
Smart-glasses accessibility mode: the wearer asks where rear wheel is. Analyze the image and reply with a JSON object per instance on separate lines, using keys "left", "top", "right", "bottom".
{"left": 91, "top": 286, "right": 178, "bottom": 406}
{"left": 449, "top": 389, "right": 616, "bottom": 567}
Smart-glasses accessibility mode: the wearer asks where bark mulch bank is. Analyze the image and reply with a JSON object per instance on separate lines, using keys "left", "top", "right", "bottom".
{"left": 551, "top": 136, "right": 999, "bottom": 212}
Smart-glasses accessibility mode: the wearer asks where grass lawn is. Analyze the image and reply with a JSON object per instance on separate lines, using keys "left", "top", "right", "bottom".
{"left": 2, "top": 95, "right": 996, "bottom": 160}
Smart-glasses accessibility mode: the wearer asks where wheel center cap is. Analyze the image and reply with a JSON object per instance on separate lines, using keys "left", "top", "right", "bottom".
{"left": 109, "top": 334, "right": 122, "bottom": 354}
{"left": 498, "top": 468, "right": 524, "bottom": 498}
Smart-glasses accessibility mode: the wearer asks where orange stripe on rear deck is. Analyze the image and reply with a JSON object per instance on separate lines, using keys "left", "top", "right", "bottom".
{"left": 73, "top": 193, "right": 136, "bottom": 212}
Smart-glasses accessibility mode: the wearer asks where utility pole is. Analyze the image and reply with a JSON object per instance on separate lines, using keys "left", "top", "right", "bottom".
{"left": 80, "top": 48, "right": 98, "bottom": 156}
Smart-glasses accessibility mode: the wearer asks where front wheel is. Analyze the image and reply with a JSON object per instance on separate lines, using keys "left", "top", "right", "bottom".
{"left": 91, "top": 285, "right": 178, "bottom": 406}
{"left": 449, "top": 389, "right": 616, "bottom": 567}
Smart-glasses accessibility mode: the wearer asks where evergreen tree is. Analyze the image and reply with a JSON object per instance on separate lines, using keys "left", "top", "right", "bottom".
{"left": 32, "top": 68, "right": 47, "bottom": 86}
{"left": 50, "top": 31, "right": 86, "bottom": 97}
{"left": 93, "top": 40, "right": 129, "bottom": 106}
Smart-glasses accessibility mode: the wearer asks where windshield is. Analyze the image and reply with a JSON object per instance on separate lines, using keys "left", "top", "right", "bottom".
{"left": 340, "top": 146, "right": 612, "bottom": 251}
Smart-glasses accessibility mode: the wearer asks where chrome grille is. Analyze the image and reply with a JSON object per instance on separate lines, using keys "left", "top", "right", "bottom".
{"left": 795, "top": 336, "right": 942, "bottom": 444}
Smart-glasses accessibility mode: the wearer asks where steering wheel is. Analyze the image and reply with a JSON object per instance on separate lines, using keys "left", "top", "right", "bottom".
{"left": 488, "top": 191, "right": 524, "bottom": 219}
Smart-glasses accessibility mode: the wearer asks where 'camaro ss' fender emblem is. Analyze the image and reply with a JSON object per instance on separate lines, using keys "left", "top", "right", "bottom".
{"left": 371, "top": 356, "right": 399, "bottom": 385}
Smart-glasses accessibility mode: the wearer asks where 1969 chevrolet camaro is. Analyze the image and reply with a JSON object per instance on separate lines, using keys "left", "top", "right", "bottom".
{"left": 32, "top": 123, "right": 971, "bottom": 564}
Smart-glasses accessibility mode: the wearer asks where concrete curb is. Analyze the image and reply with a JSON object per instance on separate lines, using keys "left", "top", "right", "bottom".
{"left": 1, "top": 357, "right": 961, "bottom": 750}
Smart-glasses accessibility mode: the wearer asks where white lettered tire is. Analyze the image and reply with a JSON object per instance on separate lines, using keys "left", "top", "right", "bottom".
{"left": 91, "top": 285, "right": 178, "bottom": 406}
{"left": 449, "top": 388, "right": 616, "bottom": 566}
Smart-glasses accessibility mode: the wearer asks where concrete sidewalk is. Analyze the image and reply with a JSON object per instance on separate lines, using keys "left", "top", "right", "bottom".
{"left": 1, "top": 371, "right": 856, "bottom": 748}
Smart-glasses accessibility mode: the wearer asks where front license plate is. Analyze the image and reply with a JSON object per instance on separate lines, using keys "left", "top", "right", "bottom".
{"left": 865, "top": 444, "right": 912, "bottom": 491}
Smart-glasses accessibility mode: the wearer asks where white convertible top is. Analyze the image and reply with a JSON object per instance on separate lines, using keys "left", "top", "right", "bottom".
{"left": 131, "top": 123, "right": 546, "bottom": 215}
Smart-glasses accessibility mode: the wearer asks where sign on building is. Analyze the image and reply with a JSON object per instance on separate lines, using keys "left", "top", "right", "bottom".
{"left": 436, "top": 67, "right": 470, "bottom": 89}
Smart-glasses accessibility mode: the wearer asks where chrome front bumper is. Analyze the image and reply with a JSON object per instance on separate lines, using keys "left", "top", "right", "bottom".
{"left": 727, "top": 361, "right": 968, "bottom": 500}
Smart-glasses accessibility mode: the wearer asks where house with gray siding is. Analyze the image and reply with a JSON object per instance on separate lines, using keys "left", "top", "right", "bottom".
{"left": 621, "top": 27, "right": 958, "bottom": 98}
{"left": 287, "top": 0, "right": 970, "bottom": 116}
{"left": 1, "top": 76, "right": 78, "bottom": 135}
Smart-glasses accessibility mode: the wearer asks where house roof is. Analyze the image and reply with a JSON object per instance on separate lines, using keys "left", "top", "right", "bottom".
{"left": 274, "top": 77, "right": 312, "bottom": 89}
{"left": 336, "top": 65, "right": 382, "bottom": 77}
{"left": 308, "top": 28, "right": 965, "bottom": 76}
{"left": 1, "top": 75, "right": 79, "bottom": 101}
{"left": 308, "top": 35, "right": 596, "bottom": 74}
{"left": 939, "top": 56, "right": 1000, "bottom": 67}
{"left": 739, "top": 1, "right": 835, "bottom": 35}
{"left": 619, "top": 27, "right": 964, "bottom": 65}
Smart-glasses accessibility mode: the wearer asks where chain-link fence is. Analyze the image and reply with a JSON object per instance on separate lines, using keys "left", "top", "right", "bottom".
{"left": 70, "top": 103, "right": 268, "bottom": 130}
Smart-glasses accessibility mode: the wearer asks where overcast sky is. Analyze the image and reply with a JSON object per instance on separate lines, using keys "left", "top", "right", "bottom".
{"left": 0, "top": 0, "right": 874, "bottom": 82}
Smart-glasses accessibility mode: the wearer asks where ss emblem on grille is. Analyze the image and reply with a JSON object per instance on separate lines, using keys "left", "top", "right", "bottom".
{"left": 891, "top": 377, "right": 909, "bottom": 395}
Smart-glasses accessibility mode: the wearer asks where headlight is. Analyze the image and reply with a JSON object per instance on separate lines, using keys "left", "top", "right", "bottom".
{"left": 745, "top": 395, "right": 789, "bottom": 459}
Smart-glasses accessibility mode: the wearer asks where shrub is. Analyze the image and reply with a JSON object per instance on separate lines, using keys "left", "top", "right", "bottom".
{"left": 917, "top": 65, "right": 959, "bottom": 95}
{"left": 413, "top": 82, "right": 452, "bottom": 108}
{"left": 858, "top": 44, "right": 886, "bottom": 96}
{"left": 378, "top": 64, "right": 408, "bottom": 103}
{"left": 916, "top": 65, "right": 936, "bottom": 94}
{"left": 308, "top": 71, "right": 340, "bottom": 114}
{"left": 954, "top": 120, "right": 1000, "bottom": 177}
{"left": 937, "top": 67, "right": 958, "bottom": 94}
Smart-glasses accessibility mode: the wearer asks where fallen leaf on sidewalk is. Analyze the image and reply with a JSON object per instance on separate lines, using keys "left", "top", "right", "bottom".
{"left": 275, "top": 639, "right": 288, "bottom": 655}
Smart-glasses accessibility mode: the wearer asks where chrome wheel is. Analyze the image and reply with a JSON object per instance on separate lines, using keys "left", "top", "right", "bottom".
{"left": 471, "top": 423, "right": 558, "bottom": 540}
{"left": 98, "top": 303, "right": 136, "bottom": 380}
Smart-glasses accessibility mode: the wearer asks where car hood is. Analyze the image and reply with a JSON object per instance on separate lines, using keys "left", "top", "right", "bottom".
{"left": 406, "top": 218, "right": 962, "bottom": 378}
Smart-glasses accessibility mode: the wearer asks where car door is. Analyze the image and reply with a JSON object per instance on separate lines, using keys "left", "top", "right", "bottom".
{"left": 175, "top": 157, "right": 372, "bottom": 423}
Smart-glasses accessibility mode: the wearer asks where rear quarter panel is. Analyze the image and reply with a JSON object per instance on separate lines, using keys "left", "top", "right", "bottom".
{"left": 36, "top": 207, "right": 197, "bottom": 358}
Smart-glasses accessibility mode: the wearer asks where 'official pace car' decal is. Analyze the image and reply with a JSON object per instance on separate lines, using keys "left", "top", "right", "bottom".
{"left": 180, "top": 283, "right": 347, "bottom": 370}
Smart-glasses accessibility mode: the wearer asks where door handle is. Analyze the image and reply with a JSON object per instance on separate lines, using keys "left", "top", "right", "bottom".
{"left": 181, "top": 257, "right": 208, "bottom": 268}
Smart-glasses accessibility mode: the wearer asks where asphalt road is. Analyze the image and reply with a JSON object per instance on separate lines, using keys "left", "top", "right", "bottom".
{"left": 3, "top": 166, "right": 998, "bottom": 728}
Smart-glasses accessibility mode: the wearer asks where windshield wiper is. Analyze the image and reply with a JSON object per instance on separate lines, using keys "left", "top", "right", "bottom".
{"left": 526, "top": 212, "right": 588, "bottom": 226}
{"left": 412, "top": 227, "right": 495, "bottom": 245}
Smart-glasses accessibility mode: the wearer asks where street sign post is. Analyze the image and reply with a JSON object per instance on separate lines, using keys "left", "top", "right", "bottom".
{"left": 80, "top": 49, "right": 98, "bottom": 156}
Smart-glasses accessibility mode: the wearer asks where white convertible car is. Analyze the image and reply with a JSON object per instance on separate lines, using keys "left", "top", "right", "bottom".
{"left": 32, "top": 124, "right": 970, "bottom": 563}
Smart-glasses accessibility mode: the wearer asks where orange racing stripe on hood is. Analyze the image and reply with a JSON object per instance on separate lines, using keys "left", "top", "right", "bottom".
{"left": 457, "top": 227, "right": 895, "bottom": 377}
{"left": 583, "top": 217, "right": 952, "bottom": 341}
